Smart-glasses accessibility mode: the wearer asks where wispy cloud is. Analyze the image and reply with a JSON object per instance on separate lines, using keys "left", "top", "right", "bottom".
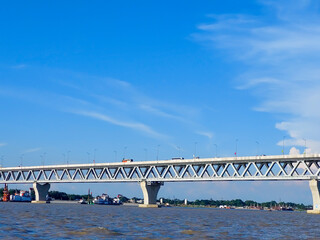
{"left": 139, "top": 104, "right": 188, "bottom": 123}
{"left": 0, "top": 142, "right": 7, "bottom": 147}
{"left": 0, "top": 67, "right": 200, "bottom": 143}
{"left": 70, "top": 110, "right": 168, "bottom": 139}
{"left": 24, "top": 147, "right": 41, "bottom": 153}
{"left": 196, "top": 131, "right": 214, "bottom": 139}
{"left": 11, "top": 64, "right": 26, "bottom": 69}
{"left": 195, "top": 0, "right": 320, "bottom": 152}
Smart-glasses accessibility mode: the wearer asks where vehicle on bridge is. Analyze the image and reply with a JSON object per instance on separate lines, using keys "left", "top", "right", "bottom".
{"left": 122, "top": 159, "right": 133, "bottom": 163}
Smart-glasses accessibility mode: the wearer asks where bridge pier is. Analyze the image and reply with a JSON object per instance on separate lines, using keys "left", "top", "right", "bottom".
{"left": 139, "top": 181, "right": 163, "bottom": 208}
{"left": 307, "top": 179, "right": 320, "bottom": 214}
{"left": 31, "top": 182, "right": 50, "bottom": 203}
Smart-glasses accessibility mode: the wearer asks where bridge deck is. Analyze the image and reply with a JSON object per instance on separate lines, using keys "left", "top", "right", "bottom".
{"left": 0, "top": 154, "right": 319, "bottom": 183}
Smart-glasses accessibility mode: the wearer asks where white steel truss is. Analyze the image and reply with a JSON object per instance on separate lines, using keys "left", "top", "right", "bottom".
{"left": 0, "top": 154, "right": 320, "bottom": 184}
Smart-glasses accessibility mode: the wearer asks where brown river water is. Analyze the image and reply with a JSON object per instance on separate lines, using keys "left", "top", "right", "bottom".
{"left": 0, "top": 202, "right": 319, "bottom": 239}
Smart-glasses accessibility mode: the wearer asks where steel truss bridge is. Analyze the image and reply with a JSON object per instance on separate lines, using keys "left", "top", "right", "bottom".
{"left": 0, "top": 154, "right": 320, "bottom": 184}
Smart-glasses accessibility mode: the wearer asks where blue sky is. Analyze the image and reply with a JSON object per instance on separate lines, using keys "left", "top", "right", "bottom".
{"left": 1, "top": 0, "right": 319, "bottom": 203}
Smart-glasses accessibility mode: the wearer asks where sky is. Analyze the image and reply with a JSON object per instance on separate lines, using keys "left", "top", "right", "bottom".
{"left": 1, "top": 0, "right": 320, "bottom": 204}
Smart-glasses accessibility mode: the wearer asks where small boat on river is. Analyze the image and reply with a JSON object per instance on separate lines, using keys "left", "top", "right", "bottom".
{"left": 93, "top": 193, "right": 122, "bottom": 205}
{"left": 10, "top": 191, "right": 32, "bottom": 202}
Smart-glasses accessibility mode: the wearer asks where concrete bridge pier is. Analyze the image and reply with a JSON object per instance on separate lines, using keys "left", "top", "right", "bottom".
{"left": 307, "top": 179, "right": 320, "bottom": 214}
{"left": 32, "top": 182, "right": 50, "bottom": 203}
{"left": 139, "top": 181, "right": 163, "bottom": 208}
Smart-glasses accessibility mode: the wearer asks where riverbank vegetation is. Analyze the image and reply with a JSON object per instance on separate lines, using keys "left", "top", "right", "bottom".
{"left": 159, "top": 198, "right": 311, "bottom": 210}
{"left": 0, "top": 187, "right": 311, "bottom": 210}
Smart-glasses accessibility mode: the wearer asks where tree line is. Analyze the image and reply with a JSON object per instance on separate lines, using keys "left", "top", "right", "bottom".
{"left": 0, "top": 188, "right": 311, "bottom": 209}
{"left": 159, "top": 198, "right": 310, "bottom": 210}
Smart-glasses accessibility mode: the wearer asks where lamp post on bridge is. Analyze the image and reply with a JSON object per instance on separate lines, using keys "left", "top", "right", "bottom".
{"left": 282, "top": 136, "right": 286, "bottom": 156}
{"left": 214, "top": 144, "right": 218, "bottom": 158}
{"left": 114, "top": 150, "right": 117, "bottom": 161}
{"left": 43, "top": 152, "right": 46, "bottom": 165}
{"left": 177, "top": 146, "right": 181, "bottom": 158}
{"left": 87, "top": 152, "right": 90, "bottom": 163}
{"left": 144, "top": 148, "right": 148, "bottom": 161}
{"left": 93, "top": 148, "right": 97, "bottom": 164}
{"left": 194, "top": 142, "right": 198, "bottom": 158}
{"left": 123, "top": 146, "right": 127, "bottom": 160}
{"left": 235, "top": 139, "right": 238, "bottom": 157}
{"left": 156, "top": 145, "right": 160, "bottom": 160}
{"left": 20, "top": 154, "right": 24, "bottom": 167}
{"left": 67, "top": 150, "right": 71, "bottom": 165}
{"left": 0, "top": 155, "right": 4, "bottom": 167}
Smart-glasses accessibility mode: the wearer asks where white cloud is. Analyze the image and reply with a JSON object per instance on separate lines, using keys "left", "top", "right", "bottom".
{"left": 0, "top": 143, "right": 7, "bottom": 147}
{"left": 289, "top": 147, "right": 300, "bottom": 155}
{"left": 196, "top": 131, "right": 214, "bottom": 139}
{"left": 24, "top": 148, "right": 41, "bottom": 153}
{"left": 139, "top": 104, "right": 188, "bottom": 123}
{"left": 11, "top": 64, "right": 26, "bottom": 69}
{"left": 195, "top": 0, "right": 320, "bottom": 152}
{"left": 70, "top": 110, "right": 167, "bottom": 139}
{"left": 0, "top": 67, "right": 200, "bottom": 144}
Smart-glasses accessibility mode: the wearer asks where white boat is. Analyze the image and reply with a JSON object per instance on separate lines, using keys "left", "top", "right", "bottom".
{"left": 93, "top": 193, "right": 122, "bottom": 205}
{"left": 93, "top": 193, "right": 112, "bottom": 205}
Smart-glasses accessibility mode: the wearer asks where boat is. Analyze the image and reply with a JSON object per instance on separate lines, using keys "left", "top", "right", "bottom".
{"left": 93, "top": 193, "right": 122, "bottom": 205}
{"left": 78, "top": 199, "right": 87, "bottom": 204}
{"left": 112, "top": 195, "right": 122, "bottom": 205}
{"left": 279, "top": 206, "right": 294, "bottom": 211}
{"left": 10, "top": 190, "right": 32, "bottom": 202}
{"left": 93, "top": 193, "right": 112, "bottom": 205}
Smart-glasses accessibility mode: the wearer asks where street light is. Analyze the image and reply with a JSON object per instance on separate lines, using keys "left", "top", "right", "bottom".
{"left": 43, "top": 152, "right": 47, "bottom": 165}
{"left": 0, "top": 155, "right": 4, "bottom": 167}
{"left": 194, "top": 142, "right": 198, "bottom": 158}
{"left": 235, "top": 139, "right": 238, "bottom": 157}
{"left": 214, "top": 144, "right": 218, "bottom": 158}
{"left": 114, "top": 150, "right": 117, "bottom": 161}
{"left": 144, "top": 148, "right": 148, "bottom": 161}
{"left": 303, "top": 138, "right": 307, "bottom": 155}
{"left": 87, "top": 152, "right": 90, "bottom": 163}
{"left": 20, "top": 154, "right": 24, "bottom": 167}
{"left": 156, "top": 145, "right": 160, "bottom": 160}
{"left": 67, "top": 150, "right": 71, "bottom": 164}
{"left": 123, "top": 146, "right": 127, "bottom": 159}
{"left": 93, "top": 149, "right": 97, "bottom": 164}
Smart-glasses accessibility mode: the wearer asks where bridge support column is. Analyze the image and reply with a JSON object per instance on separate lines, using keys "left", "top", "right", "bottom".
{"left": 307, "top": 179, "right": 320, "bottom": 214}
{"left": 139, "top": 181, "right": 163, "bottom": 208}
{"left": 32, "top": 182, "right": 50, "bottom": 204}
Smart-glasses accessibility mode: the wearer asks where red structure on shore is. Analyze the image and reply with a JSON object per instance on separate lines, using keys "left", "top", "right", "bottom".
{"left": 3, "top": 184, "right": 10, "bottom": 202}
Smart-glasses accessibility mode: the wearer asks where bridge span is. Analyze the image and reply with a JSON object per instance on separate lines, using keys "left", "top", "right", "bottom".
{"left": 1, "top": 154, "right": 320, "bottom": 212}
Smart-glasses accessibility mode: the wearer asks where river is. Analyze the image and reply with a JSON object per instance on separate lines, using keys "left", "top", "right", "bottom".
{"left": 0, "top": 202, "right": 319, "bottom": 239}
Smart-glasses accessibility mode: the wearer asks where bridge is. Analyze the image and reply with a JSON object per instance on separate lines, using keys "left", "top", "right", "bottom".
{"left": 1, "top": 154, "right": 320, "bottom": 212}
